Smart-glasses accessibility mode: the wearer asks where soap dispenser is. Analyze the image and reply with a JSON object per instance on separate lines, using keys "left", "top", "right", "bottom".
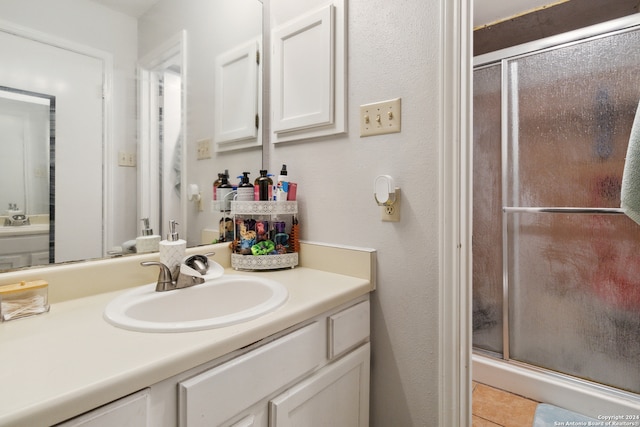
{"left": 159, "top": 220, "right": 186, "bottom": 279}
{"left": 136, "top": 218, "right": 161, "bottom": 253}
{"left": 236, "top": 172, "right": 254, "bottom": 201}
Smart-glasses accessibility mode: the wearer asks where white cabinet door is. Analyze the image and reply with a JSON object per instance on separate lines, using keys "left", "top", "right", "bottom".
{"left": 271, "top": 0, "right": 347, "bottom": 143}
{"left": 214, "top": 39, "right": 261, "bottom": 150}
{"left": 269, "top": 343, "right": 370, "bottom": 427}
{"left": 0, "top": 254, "right": 29, "bottom": 270}
{"left": 272, "top": 4, "right": 334, "bottom": 134}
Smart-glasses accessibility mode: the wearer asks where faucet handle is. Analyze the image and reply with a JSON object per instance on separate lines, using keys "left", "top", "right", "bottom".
{"left": 141, "top": 261, "right": 175, "bottom": 292}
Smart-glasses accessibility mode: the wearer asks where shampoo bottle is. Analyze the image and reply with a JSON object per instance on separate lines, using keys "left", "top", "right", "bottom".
{"left": 159, "top": 220, "right": 186, "bottom": 280}
{"left": 136, "top": 218, "right": 161, "bottom": 253}
{"left": 216, "top": 172, "right": 233, "bottom": 211}
{"left": 236, "top": 172, "right": 254, "bottom": 201}
{"left": 213, "top": 173, "right": 223, "bottom": 200}
{"left": 212, "top": 169, "right": 229, "bottom": 201}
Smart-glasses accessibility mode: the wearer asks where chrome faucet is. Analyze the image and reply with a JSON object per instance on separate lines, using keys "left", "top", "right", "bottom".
{"left": 141, "top": 261, "right": 204, "bottom": 292}
{"left": 140, "top": 252, "right": 215, "bottom": 292}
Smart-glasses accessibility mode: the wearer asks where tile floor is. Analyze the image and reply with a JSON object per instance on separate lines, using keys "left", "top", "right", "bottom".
{"left": 472, "top": 382, "right": 539, "bottom": 427}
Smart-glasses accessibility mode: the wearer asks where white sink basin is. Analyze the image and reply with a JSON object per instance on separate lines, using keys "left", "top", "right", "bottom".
{"left": 104, "top": 275, "right": 288, "bottom": 332}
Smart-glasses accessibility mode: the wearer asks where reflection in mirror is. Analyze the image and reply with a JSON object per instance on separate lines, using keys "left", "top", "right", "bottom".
{"left": 0, "top": 0, "right": 264, "bottom": 273}
{"left": 138, "top": 31, "right": 186, "bottom": 243}
{"left": 0, "top": 14, "right": 107, "bottom": 271}
{"left": 0, "top": 86, "right": 53, "bottom": 269}
{"left": 138, "top": 0, "right": 264, "bottom": 247}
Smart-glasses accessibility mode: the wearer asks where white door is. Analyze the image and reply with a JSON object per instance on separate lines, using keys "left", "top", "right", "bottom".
{"left": 0, "top": 29, "right": 105, "bottom": 263}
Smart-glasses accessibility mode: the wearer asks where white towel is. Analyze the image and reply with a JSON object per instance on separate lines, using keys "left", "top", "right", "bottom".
{"left": 621, "top": 99, "right": 640, "bottom": 225}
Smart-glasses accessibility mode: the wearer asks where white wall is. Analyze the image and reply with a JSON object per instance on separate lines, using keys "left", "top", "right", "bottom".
{"left": 269, "top": 0, "right": 442, "bottom": 424}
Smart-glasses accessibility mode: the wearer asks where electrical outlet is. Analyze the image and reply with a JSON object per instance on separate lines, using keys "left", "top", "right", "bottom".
{"left": 360, "top": 98, "right": 401, "bottom": 137}
{"left": 381, "top": 189, "right": 400, "bottom": 222}
{"left": 197, "top": 138, "right": 212, "bottom": 160}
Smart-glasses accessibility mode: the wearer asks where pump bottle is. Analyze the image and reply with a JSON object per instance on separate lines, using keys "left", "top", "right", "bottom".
{"left": 236, "top": 172, "right": 254, "bottom": 201}
{"left": 216, "top": 172, "right": 233, "bottom": 211}
{"left": 136, "top": 218, "right": 161, "bottom": 253}
{"left": 159, "top": 220, "right": 186, "bottom": 279}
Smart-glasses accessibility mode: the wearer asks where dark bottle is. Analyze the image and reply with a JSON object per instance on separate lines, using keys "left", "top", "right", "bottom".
{"left": 254, "top": 169, "right": 273, "bottom": 201}
{"left": 213, "top": 173, "right": 224, "bottom": 200}
{"left": 216, "top": 173, "right": 233, "bottom": 211}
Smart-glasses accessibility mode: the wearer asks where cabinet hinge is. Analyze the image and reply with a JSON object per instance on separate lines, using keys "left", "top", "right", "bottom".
{"left": 255, "top": 114, "right": 260, "bottom": 129}
{"left": 256, "top": 50, "right": 260, "bottom": 65}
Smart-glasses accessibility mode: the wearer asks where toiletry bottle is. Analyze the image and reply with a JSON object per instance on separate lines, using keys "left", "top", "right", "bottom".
{"left": 159, "top": 220, "right": 186, "bottom": 280}
{"left": 213, "top": 173, "right": 224, "bottom": 201}
{"left": 236, "top": 172, "right": 254, "bottom": 201}
{"left": 216, "top": 172, "right": 233, "bottom": 211}
{"left": 136, "top": 218, "right": 161, "bottom": 253}
{"left": 255, "top": 169, "right": 273, "bottom": 201}
{"left": 276, "top": 164, "right": 289, "bottom": 201}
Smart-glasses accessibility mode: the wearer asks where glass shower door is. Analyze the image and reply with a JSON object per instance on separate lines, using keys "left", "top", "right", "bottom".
{"left": 473, "top": 26, "right": 640, "bottom": 394}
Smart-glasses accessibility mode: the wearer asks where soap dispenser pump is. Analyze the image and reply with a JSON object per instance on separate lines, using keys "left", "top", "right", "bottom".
{"left": 136, "top": 218, "right": 161, "bottom": 253}
{"left": 159, "top": 220, "right": 186, "bottom": 279}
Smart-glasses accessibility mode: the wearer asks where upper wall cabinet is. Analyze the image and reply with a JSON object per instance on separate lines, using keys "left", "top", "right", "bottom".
{"left": 215, "top": 39, "right": 262, "bottom": 152}
{"left": 271, "top": 0, "right": 347, "bottom": 143}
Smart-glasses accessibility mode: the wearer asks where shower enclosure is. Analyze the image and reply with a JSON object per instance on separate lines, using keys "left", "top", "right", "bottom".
{"left": 473, "top": 15, "right": 640, "bottom": 406}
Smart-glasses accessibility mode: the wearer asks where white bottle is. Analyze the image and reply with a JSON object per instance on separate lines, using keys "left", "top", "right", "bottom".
{"left": 136, "top": 218, "right": 161, "bottom": 253}
{"left": 276, "top": 164, "right": 289, "bottom": 201}
{"left": 159, "top": 220, "right": 186, "bottom": 279}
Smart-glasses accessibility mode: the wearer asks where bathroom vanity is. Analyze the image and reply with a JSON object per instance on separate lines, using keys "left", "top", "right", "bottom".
{"left": 0, "top": 242, "right": 375, "bottom": 427}
{"left": 0, "top": 222, "right": 49, "bottom": 269}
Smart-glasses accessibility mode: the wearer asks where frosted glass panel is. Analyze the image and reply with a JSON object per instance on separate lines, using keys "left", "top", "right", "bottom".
{"left": 472, "top": 64, "right": 503, "bottom": 354}
{"left": 504, "top": 28, "right": 640, "bottom": 393}
{"left": 508, "top": 213, "right": 640, "bottom": 393}
{"left": 506, "top": 29, "right": 640, "bottom": 209}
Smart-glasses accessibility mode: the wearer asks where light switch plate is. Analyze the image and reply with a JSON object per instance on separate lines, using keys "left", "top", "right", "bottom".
{"left": 197, "top": 138, "right": 212, "bottom": 160}
{"left": 118, "top": 151, "right": 136, "bottom": 167}
{"left": 360, "top": 98, "right": 401, "bottom": 137}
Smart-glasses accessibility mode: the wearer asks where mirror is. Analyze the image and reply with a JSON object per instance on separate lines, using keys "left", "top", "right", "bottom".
{"left": 0, "top": 0, "right": 264, "bottom": 272}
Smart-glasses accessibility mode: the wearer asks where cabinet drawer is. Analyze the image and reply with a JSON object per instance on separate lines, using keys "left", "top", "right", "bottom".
{"left": 179, "top": 321, "right": 324, "bottom": 426}
{"left": 55, "top": 389, "right": 149, "bottom": 427}
{"left": 328, "top": 300, "right": 370, "bottom": 359}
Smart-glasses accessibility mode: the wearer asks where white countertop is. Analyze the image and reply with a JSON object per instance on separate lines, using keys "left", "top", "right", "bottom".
{"left": 0, "top": 266, "right": 372, "bottom": 427}
{"left": 0, "top": 223, "right": 49, "bottom": 237}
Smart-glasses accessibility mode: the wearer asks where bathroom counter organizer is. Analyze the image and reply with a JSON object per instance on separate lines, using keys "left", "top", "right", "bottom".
{"left": 230, "top": 201, "right": 299, "bottom": 270}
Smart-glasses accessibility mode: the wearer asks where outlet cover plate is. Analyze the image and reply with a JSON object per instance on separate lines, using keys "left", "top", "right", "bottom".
{"left": 381, "top": 188, "right": 400, "bottom": 222}
{"left": 360, "top": 98, "right": 401, "bottom": 137}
